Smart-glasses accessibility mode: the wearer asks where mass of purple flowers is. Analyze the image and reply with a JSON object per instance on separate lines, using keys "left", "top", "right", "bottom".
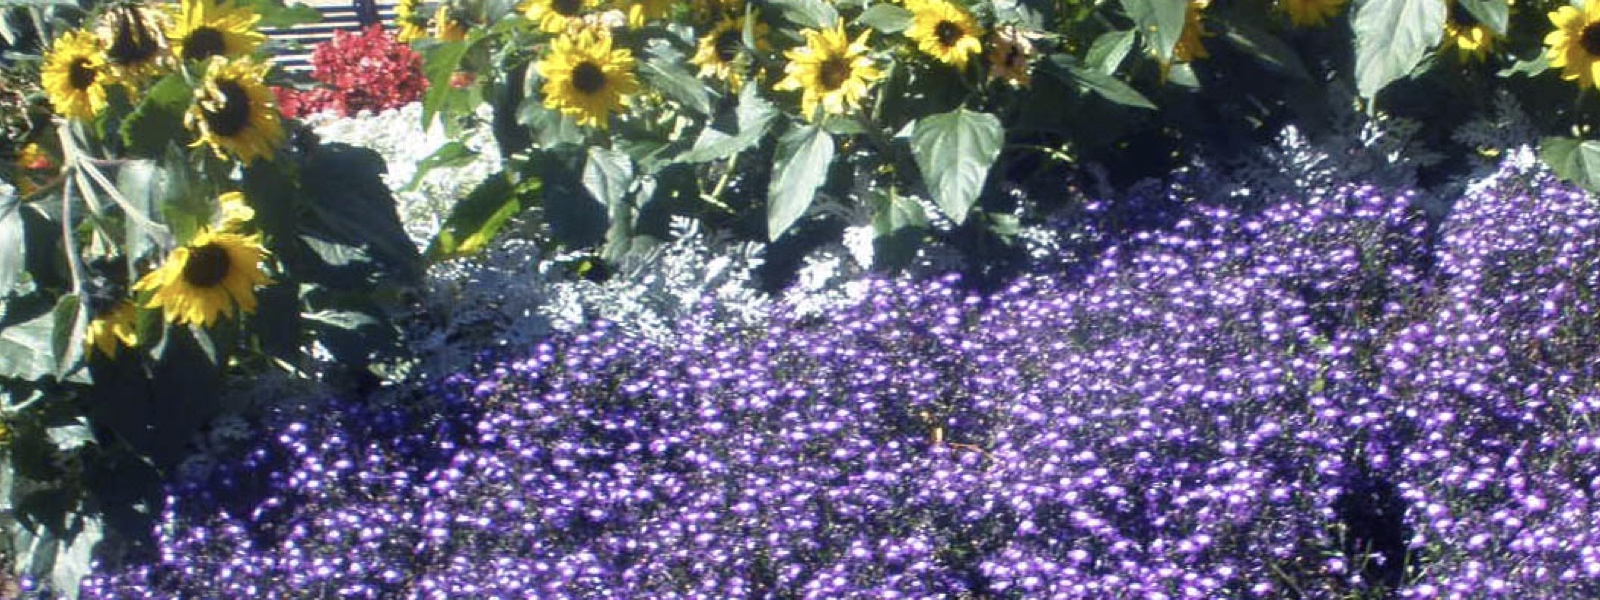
{"left": 76, "top": 155, "right": 1600, "bottom": 598}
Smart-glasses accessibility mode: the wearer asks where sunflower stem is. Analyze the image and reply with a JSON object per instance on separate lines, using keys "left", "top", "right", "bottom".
{"left": 57, "top": 144, "right": 87, "bottom": 302}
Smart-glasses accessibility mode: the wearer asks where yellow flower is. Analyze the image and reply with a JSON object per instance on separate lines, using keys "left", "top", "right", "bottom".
{"left": 434, "top": 4, "right": 468, "bottom": 41}
{"left": 691, "top": 15, "right": 770, "bottom": 91}
{"left": 168, "top": 0, "right": 266, "bottom": 63}
{"left": 97, "top": 3, "right": 171, "bottom": 84}
{"left": 623, "top": 0, "right": 673, "bottom": 28}
{"left": 1277, "top": 0, "right": 1346, "bottom": 28}
{"left": 134, "top": 228, "right": 272, "bottom": 328}
{"left": 216, "top": 191, "right": 255, "bottom": 229}
{"left": 41, "top": 30, "right": 111, "bottom": 121}
{"left": 774, "top": 24, "right": 883, "bottom": 121}
{"left": 904, "top": 0, "right": 983, "bottom": 69}
{"left": 523, "top": 0, "right": 598, "bottom": 33}
{"left": 986, "top": 24, "right": 1035, "bottom": 88}
{"left": 87, "top": 301, "right": 140, "bottom": 359}
{"left": 692, "top": 0, "right": 744, "bottom": 23}
{"left": 537, "top": 30, "right": 640, "bottom": 129}
{"left": 1444, "top": 0, "right": 1497, "bottom": 62}
{"left": 1546, "top": 0, "right": 1600, "bottom": 89}
{"left": 185, "top": 56, "right": 285, "bottom": 165}
{"left": 396, "top": 0, "right": 427, "bottom": 42}
{"left": 1173, "top": 0, "right": 1210, "bottom": 64}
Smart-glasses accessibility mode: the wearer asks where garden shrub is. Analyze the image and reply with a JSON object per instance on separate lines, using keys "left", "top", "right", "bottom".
{"left": 276, "top": 25, "right": 428, "bottom": 119}
{"left": 74, "top": 152, "right": 1600, "bottom": 598}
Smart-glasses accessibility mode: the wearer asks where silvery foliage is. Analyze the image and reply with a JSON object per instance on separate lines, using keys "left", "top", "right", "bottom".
{"left": 303, "top": 103, "right": 501, "bottom": 247}
{"left": 406, "top": 217, "right": 768, "bottom": 380}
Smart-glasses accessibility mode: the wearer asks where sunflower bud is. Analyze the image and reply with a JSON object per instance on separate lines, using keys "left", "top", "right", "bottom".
{"left": 98, "top": 3, "right": 170, "bottom": 81}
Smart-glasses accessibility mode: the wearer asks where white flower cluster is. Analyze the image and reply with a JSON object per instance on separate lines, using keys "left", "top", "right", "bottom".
{"left": 303, "top": 103, "right": 501, "bottom": 247}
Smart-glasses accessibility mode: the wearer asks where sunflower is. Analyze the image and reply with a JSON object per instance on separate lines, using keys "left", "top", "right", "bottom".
{"left": 97, "top": 3, "right": 170, "bottom": 83}
{"left": 622, "top": 0, "right": 673, "bottom": 28}
{"left": 524, "top": 0, "right": 598, "bottom": 33}
{"left": 986, "top": 25, "right": 1035, "bottom": 87}
{"left": 691, "top": 15, "right": 770, "bottom": 91}
{"left": 1444, "top": 1, "right": 1497, "bottom": 61}
{"left": 538, "top": 30, "right": 640, "bottom": 129}
{"left": 87, "top": 301, "right": 140, "bottom": 359}
{"left": 774, "top": 24, "right": 883, "bottom": 121}
{"left": 904, "top": 0, "right": 983, "bottom": 69}
{"left": 185, "top": 56, "right": 285, "bottom": 164}
{"left": 1277, "top": 0, "right": 1345, "bottom": 28}
{"left": 395, "top": 0, "right": 427, "bottom": 42}
{"left": 41, "top": 30, "right": 112, "bottom": 121}
{"left": 434, "top": 4, "right": 469, "bottom": 41}
{"left": 134, "top": 228, "right": 272, "bottom": 328}
{"left": 168, "top": 0, "right": 266, "bottom": 63}
{"left": 1547, "top": 0, "right": 1600, "bottom": 89}
{"left": 216, "top": 191, "right": 255, "bottom": 229}
{"left": 692, "top": 0, "right": 744, "bottom": 23}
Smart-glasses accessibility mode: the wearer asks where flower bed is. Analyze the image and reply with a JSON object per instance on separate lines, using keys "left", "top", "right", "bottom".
{"left": 75, "top": 153, "right": 1600, "bottom": 598}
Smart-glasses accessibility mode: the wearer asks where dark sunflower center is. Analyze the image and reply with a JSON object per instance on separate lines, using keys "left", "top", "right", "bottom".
{"left": 203, "top": 80, "right": 253, "bottom": 137}
{"left": 1583, "top": 23, "right": 1600, "bottom": 56}
{"left": 552, "top": 0, "right": 583, "bottom": 16}
{"left": 571, "top": 61, "right": 606, "bottom": 95}
{"left": 1448, "top": 5, "right": 1480, "bottom": 28}
{"left": 934, "top": 20, "right": 963, "bottom": 47}
{"left": 182, "top": 243, "right": 231, "bottom": 288}
{"left": 818, "top": 57, "right": 850, "bottom": 91}
{"left": 183, "top": 27, "right": 227, "bottom": 62}
{"left": 714, "top": 30, "right": 743, "bottom": 63}
{"left": 1004, "top": 46, "right": 1024, "bottom": 68}
{"left": 68, "top": 58, "right": 98, "bottom": 90}
{"left": 106, "top": 8, "right": 163, "bottom": 66}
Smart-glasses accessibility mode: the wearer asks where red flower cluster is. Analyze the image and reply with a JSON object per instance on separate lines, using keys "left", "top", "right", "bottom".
{"left": 276, "top": 25, "right": 427, "bottom": 118}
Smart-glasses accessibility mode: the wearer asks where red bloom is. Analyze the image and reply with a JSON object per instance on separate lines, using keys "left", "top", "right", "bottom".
{"left": 279, "top": 25, "right": 428, "bottom": 118}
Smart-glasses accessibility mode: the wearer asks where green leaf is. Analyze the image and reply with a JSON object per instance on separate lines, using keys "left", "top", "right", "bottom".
{"left": 48, "top": 294, "right": 84, "bottom": 382}
{"left": 0, "top": 308, "right": 55, "bottom": 381}
{"left": 1498, "top": 54, "right": 1548, "bottom": 78}
{"left": 769, "top": 0, "right": 838, "bottom": 28}
{"left": 678, "top": 84, "right": 778, "bottom": 163}
{"left": 1043, "top": 55, "right": 1157, "bottom": 110}
{"left": 1120, "top": 0, "right": 1189, "bottom": 62}
{"left": 1220, "top": 19, "right": 1310, "bottom": 80}
{"left": 243, "top": 0, "right": 321, "bottom": 28}
{"left": 425, "top": 172, "right": 537, "bottom": 260}
{"left": 910, "top": 109, "right": 1002, "bottom": 224}
{"left": 1352, "top": 0, "right": 1445, "bottom": 100}
{"left": 300, "top": 144, "right": 422, "bottom": 284}
{"left": 0, "top": 183, "right": 23, "bottom": 297}
{"left": 1456, "top": 0, "right": 1508, "bottom": 36}
{"left": 1541, "top": 136, "right": 1600, "bottom": 194}
{"left": 585, "top": 147, "right": 636, "bottom": 261}
{"left": 118, "top": 74, "right": 191, "bottom": 157}
{"left": 856, "top": 3, "right": 912, "bottom": 33}
{"left": 402, "top": 142, "right": 479, "bottom": 192}
{"left": 640, "top": 40, "right": 714, "bottom": 116}
{"left": 115, "top": 158, "right": 176, "bottom": 262}
{"left": 583, "top": 146, "right": 635, "bottom": 211}
{"left": 422, "top": 38, "right": 476, "bottom": 130}
{"left": 1086, "top": 30, "right": 1137, "bottom": 75}
{"left": 767, "top": 124, "right": 834, "bottom": 241}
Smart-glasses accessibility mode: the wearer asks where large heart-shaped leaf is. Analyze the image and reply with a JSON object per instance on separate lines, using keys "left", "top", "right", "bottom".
{"left": 911, "top": 109, "right": 1003, "bottom": 224}
{"left": 1352, "top": 0, "right": 1445, "bottom": 99}
{"left": 1541, "top": 136, "right": 1600, "bottom": 194}
{"left": 0, "top": 184, "right": 23, "bottom": 297}
{"left": 767, "top": 124, "right": 834, "bottom": 240}
{"left": 1120, "top": 0, "right": 1190, "bottom": 62}
{"left": 1457, "top": 0, "right": 1508, "bottom": 35}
